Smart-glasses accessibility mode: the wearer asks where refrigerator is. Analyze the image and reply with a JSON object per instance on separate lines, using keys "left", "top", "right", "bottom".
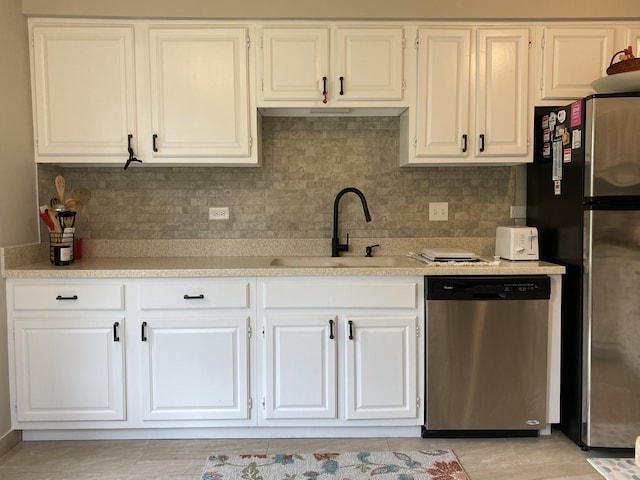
{"left": 527, "top": 93, "right": 640, "bottom": 449}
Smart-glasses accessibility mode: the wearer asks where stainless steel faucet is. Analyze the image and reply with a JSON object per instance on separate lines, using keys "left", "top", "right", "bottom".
{"left": 332, "top": 187, "right": 371, "bottom": 257}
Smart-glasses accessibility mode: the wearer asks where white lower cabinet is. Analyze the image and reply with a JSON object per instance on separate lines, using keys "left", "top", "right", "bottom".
{"left": 137, "top": 279, "right": 254, "bottom": 422}
{"left": 6, "top": 276, "right": 424, "bottom": 434}
{"left": 344, "top": 315, "right": 417, "bottom": 420}
{"left": 14, "top": 317, "right": 125, "bottom": 422}
{"left": 139, "top": 315, "right": 250, "bottom": 421}
{"left": 263, "top": 315, "right": 338, "bottom": 419}
{"left": 7, "top": 280, "right": 127, "bottom": 423}
{"left": 258, "top": 277, "right": 423, "bottom": 426}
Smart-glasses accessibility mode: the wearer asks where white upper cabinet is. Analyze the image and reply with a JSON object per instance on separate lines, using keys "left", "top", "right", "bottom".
{"left": 258, "top": 26, "right": 405, "bottom": 107}
{"left": 260, "top": 28, "right": 330, "bottom": 101}
{"left": 29, "top": 19, "right": 259, "bottom": 166}
{"left": 476, "top": 28, "right": 530, "bottom": 158}
{"left": 146, "top": 27, "right": 251, "bottom": 160}
{"left": 31, "top": 24, "right": 137, "bottom": 158}
{"left": 414, "top": 28, "right": 471, "bottom": 158}
{"left": 409, "top": 26, "right": 530, "bottom": 165}
{"left": 538, "top": 26, "right": 616, "bottom": 101}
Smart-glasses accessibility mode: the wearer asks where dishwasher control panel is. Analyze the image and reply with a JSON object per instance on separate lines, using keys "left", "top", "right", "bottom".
{"left": 427, "top": 275, "right": 551, "bottom": 300}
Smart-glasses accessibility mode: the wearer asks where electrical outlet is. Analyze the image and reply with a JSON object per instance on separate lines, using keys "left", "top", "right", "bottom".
{"left": 209, "top": 207, "right": 229, "bottom": 220}
{"left": 429, "top": 202, "right": 448, "bottom": 221}
{"left": 510, "top": 206, "right": 527, "bottom": 219}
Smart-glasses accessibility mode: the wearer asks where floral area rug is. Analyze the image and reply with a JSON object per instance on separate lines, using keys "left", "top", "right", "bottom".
{"left": 587, "top": 458, "right": 640, "bottom": 480}
{"left": 201, "top": 450, "right": 469, "bottom": 480}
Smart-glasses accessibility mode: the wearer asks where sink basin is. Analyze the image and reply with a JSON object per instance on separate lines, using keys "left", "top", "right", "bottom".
{"left": 269, "top": 256, "right": 419, "bottom": 268}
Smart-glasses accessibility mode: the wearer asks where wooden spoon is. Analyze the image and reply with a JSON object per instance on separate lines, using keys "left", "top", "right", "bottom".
{"left": 55, "top": 175, "right": 66, "bottom": 204}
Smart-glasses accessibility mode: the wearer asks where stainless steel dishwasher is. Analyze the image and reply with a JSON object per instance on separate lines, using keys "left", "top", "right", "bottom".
{"left": 423, "top": 275, "right": 551, "bottom": 437}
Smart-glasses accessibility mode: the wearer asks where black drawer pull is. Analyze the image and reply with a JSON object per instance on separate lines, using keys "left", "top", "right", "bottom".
{"left": 339, "top": 76, "right": 344, "bottom": 95}
{"left": 152, "top": 133, "right": 158, "bottom": 152}
{"left": 56, "top": 295, "right": 78, "bottom": 301}
{"left": 329, "top": 319, "right": 335, "bottom": 340}
{"left": 479, "top": 134, "right": 485, "bottom": 152}
{"left": 141, "top": 321, "right": 147, "bottom": 342}
{"left": 113, "top": 322, "right": 120, "bottom": 342}
{"left": 462, "top": 134, "right": 468, "bottom": 153}
{"left": 183, "top": 294, "right": 205, "bottom": 300}
{"left": 348, "top": 320, "right": 354, "bottom": 340}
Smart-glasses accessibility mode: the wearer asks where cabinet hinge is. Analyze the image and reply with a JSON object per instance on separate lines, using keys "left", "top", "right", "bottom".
{"left": 413, "top": 136, "right": 417, "bottom": 148}
{"left": 402, "top": 80, "right": 406, "bottom": 91}
{"left": 417, "top": 397, "right": 421, "bottom": 409}
{"left": 262, "top": 325, "right": 265, "bottom": 338}
{"left": 248, "top": 398, "right": 253, "bottom": 410}
{"left": 261, "top": 397, "right": 266, "bottom": 409}
{"left": 259, "top": 35, "right": 263, "bottom": 49}
{"left": 415, "top": 36, "right": 420, "bottom": 49}
{"left": 248, "top": 324, "right": 252, "bottom": 338}
{"left": 402, "top": 36, "right": 406, "bottom": 49}
{"left": 540, "top": 78, "right": 544, "bottom": 93}
{"left": 540, "top": 35, "right": 545, "bottom": 49}
{"left": 416, "top": 325, "right": 420, "bottom": 337}
{"left": 247, "top": 36, "right": 251, "bottom": 49}
{"left": 35, "top": 137, "right": 39, "bottom": 148}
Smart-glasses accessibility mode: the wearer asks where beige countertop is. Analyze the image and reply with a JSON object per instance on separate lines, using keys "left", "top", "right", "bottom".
{"left": 1, "top": 239, "right": 566, "bottom": 278}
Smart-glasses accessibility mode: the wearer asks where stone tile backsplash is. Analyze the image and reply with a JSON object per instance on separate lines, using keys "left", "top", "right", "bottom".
{"left": 38, "top": 116, "right": 516, "bottom": 241}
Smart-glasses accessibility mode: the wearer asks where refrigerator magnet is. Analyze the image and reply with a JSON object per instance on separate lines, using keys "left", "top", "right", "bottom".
{"left": 543, "top": 129, "right": 550, "bottom": 142}
{"left": 549, "top": 112, "right": 557, "bottom": 130}
{"left": 564, "top": 147, "right": 572, "bottom": 163}
{"left": 557, "top": 109, "right": 567, "bottom": 123}
{"left": 554, "top": 180, "right": 562, "bottom": 195}
{"left": 542, "top": 115, "right": 549, "bottom": 129}
{"left": 543, "top": 143, "right": 551, "bottom": 158}
{"left": 552, "top": 140, "right": 563, "bottom": 180}
{"left": 572, "top": 129, "right": 582, "bottom": 149}
{"left": 570, "top": 101, "right": 582, "bottom": 127}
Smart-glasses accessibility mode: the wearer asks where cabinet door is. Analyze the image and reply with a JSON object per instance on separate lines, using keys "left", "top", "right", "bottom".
{"left": 541, "top": 27, "right": 615, "bottom": 100}
{"left": 148, "top": 27, "right": 251, "bottom": 157}
{"left": 31, "top": 25, "right": 136, "bottom": 158}
{"left": 14, "top": 317, "right": 125, "bottom": 422}
{"left": 260, "top": 27, "right": 330, "bottom": 102}
{"left": 140, "top": 315, "right": 250, "bottom": 420}
{"left": 476, "top": 28, "right": 530, "bottom": 158}
{"left": 627, "top": 27, "right": 640, "bottom": 54}
{"left": 344, "top": 316, "right": 417, "bottom": 420}
{"left": 415, "top": 28, "right": 471, "bottom": 158}
{"left": 263, "top": 315, "right": 337, "bottom": 419}
{"left": 334, "top": 28, "right": 404, "bottom": 101}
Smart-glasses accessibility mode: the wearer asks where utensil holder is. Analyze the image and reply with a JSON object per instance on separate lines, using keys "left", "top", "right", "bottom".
{"left": 49, "top": 231, "right": 74, "bottom": 266}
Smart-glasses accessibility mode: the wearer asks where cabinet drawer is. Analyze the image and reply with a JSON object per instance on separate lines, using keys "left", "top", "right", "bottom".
{"left": 13, "top": 283, "right": 124, "bottom": 311}
{"left": 262, "top": 280, "right": 418, "bottom": 309}
{"left": 140, "top": 282, "right": 250, "bottom": 310}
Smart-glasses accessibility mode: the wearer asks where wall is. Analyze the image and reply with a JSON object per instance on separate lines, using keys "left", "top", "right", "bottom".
{"left": 21, "top": 0, "right": 640, "bottom": 20}
{"left": 0, "top": 0, "right": 38, "bottom": 451}
{"left": 38, "top": 117, "right": 516, "bottom": 246}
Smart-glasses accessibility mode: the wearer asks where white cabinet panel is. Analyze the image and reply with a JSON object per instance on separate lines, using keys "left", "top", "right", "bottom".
{"left": 409, "top": 26, "right": 530, "bottom": 165}
{"left": 476, "top": 28, "right": 530, "bottom": 157}
{"left": 31, "top": 25, "right": 136, "bottom": 158}
{"left": 344, "top": 316, "right": 418, "bottom": 420}
{"left": 263, "top": 315, "right": 337, "bottom": 419}
{"left": 139, "top": 281, "right": 250, "bottom": 310}
{"left": 261, "top": 28, "right": 330, "bottom": 101}
{"left": 148, "top": 27, "right": 251, "bottom": 158}
{"left": 14, "top": 317, "right": 125, "bottom": 422}
{"left": 415, "top": 29, "right": 471, "bottom": 157}
{"left": 540, "top": 27, "right": 615, "bottom": 99}
{"left": 334, "top": 28, "right": 405, "bottom": 101}
{"left": 13, "top": 283, "right": 125, "bottom": 311}
{"left": 258, "top": 26, "right": 405, "bottom": 107}
{"left": 139, "top": 316, "right": 250, "bottom": 420}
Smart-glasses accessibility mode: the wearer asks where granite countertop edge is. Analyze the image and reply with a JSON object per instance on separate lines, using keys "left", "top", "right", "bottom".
{"left": 2, "top": 256, "right": 566, "bottom": 278}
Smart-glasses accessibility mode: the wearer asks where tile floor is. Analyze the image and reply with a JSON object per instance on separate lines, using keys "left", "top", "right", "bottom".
{"left": 0, "top": 428, "right": 632, "bottom": 480}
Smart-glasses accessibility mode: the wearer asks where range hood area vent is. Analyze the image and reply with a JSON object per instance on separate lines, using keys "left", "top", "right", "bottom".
{"left": 257, "top": 107, "right": 409, "bottom": 117}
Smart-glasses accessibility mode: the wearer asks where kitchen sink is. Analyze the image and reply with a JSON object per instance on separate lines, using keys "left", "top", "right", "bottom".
{"left": 269, "top": 256, "right": 419, "bottom": 268}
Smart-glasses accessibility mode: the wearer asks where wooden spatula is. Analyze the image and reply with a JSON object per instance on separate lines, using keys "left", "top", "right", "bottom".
{"left": 55, "top": 175, "right": 66, "bottom": 204}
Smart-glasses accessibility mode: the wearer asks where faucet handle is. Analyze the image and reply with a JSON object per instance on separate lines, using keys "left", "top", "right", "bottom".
{"left": 365, "top": 244, "right": 380, "bottom": 257}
